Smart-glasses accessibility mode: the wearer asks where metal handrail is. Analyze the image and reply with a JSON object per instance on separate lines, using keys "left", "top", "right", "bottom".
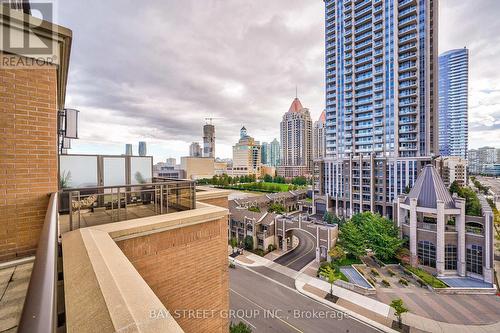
{"left": 60, "top": 178, "right": 194, "bottom": 192}
{"left": 18, "top": 192, "right": 58, "bottom": 333}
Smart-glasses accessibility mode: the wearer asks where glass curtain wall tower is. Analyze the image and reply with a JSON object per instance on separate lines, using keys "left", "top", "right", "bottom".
{"left": 322, "top": 0, "right": 438, "bottom": 219}
{"left": 439, "top": 48, "right": 469, "bottom": 159}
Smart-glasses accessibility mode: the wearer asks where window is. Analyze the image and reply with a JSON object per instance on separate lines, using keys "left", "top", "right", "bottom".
{"left": 445, "top": 244, "right": 457, "bottom": 270}
{"left": 417, "top": 240, "right": 436, "bottom": 268}
{"left": 466, "top": 245, "right": 483, "bottom": 275}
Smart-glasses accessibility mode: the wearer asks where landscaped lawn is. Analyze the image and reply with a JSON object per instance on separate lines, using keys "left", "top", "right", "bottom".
{"left": 404, "top": 265, "right": 448, "bottom": 288}
{"left": 334, "top": 256, "right": 362, "bottom": 267}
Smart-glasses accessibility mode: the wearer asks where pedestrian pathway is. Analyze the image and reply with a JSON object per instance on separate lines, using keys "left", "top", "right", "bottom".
{"left": 232, "top": 252, "right": 500, "bottom": 333}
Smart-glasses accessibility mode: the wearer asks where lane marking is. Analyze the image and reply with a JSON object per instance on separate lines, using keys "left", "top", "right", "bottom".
{"left": 231, "top": 264, "right": 386, "bottom": 333}
{"left": 230, "top": 288, "right": 304, "bottom": 333}
{"left": 285, "top": 233, "right": 316, "bottom": 268}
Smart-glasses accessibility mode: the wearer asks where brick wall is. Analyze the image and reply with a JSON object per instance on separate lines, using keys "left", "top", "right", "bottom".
{"left": 0, "top": 61, "right": 58, "bottom": 261}
{"left": 117, "top": 217, "right": 229, "bottom": 333}
{"left": 197, "top": 196, "right": 228, "bottom": 209}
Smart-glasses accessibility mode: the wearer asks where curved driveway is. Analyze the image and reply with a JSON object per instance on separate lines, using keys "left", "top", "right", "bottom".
{"left": 274, "top": 229, "right": 316, "bottom": 271}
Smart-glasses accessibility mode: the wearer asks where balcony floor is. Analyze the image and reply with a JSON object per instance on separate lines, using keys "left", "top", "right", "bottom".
{"left": 0, "top": 261, "right": 33, "bottom": 333}
{"left": 59, "top": 203, "right": 183, "bottom": 233}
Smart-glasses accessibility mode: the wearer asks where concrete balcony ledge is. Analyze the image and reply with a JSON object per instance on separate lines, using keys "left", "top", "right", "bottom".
{"left": 62, "top": 201, "right": 229, "bottom": 333}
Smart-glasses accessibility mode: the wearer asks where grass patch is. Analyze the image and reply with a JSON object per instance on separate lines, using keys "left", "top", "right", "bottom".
{"left": 404, "top": 265, "right": 448, "bottom": 288}
{"left": 334, "top": 256, "right": 362, "bottom": 268}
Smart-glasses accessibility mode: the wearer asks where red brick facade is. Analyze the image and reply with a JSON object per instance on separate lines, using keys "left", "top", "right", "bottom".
{"left": 0, "top": 60, "right": 59, "bottom": 261}
{"left": 117, "top": 217, "right": 229, "bottom": 332}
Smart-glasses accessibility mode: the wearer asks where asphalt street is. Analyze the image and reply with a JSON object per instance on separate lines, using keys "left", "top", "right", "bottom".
{"left": 273, "top": 229, "right": 317, "bottom": 271}
{"left": 229, "top": 265, "right": 380, "bottom": 333}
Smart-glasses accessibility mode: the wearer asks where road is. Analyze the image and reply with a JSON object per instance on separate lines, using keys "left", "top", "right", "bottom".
{"left": 274, "top": 229, "right": 317, "bottom": 271}
{"left": 229, "top": 265, "right": 380, "bottom": 333}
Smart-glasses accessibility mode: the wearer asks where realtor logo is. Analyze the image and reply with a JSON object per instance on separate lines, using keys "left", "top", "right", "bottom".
{"left": 1, "top": 1, "right": 57, "bottom": 68}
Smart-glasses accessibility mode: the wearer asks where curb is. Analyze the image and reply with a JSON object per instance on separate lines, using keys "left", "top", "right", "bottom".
{"left": 294, "top": 277, "right": 398, "bottom": 333}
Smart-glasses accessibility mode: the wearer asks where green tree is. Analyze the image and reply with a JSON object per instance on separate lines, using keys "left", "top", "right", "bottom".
{"left": 268, "top": 203, "right": 285, "bottom": 214}
{"left": 230, "top": 322, "right": 252, "bottom": 333}
{"left": 319, "top": 265, "right": 341, "bottom": 297}
{"left": 358, "top": 213, "right": 404, "bottom": 262}
{"left": 244, "top": 235, "right": 254, "bottom": 250}
{"left": 263, "top": 174, "right": 273, "bottom": 182}
{"left": 449, "top": 180, "right": 460, "bottom": 194}
{"left": 339, "top": 220, "right": 366, "bottom": 258}
{"left": 292, "top": 176, "right": 307, "bottom": 186}
{"left": 328, "top": 245, "right": 346, "bottom": 262}
{"left": 230, "top": 237, "right": 238, "bottom": 254}
{"left": 390, "top": 298, "right": 408, "bottom": 329}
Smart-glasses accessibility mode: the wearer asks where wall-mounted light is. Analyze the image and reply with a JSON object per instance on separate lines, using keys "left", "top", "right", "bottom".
{"left": 64, "top": 108, "right": 79, "bottom": 139}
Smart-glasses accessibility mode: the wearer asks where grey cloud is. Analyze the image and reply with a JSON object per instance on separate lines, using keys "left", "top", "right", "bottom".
{"left": 55, "top": 0, "right": 499, "bottom": 156}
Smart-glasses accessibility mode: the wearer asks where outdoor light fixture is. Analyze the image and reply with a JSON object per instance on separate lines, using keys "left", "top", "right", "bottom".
{"left": 64, "top": 108, "right": 79, "bottom": 139}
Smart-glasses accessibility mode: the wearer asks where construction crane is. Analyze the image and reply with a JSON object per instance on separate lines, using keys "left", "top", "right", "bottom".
{"left": 204, "top": 117, "right": 223, "bottom": 125}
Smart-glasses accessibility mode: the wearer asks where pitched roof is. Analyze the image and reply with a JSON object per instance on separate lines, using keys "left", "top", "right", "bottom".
{"left": 288, "top": 97, "right": 304, "bottom": 113}
{"left": 404, "top": 164, "right": 455, "bottom": 209}
{"left": 319, "top": 110, "right": 326, "bottom": 123}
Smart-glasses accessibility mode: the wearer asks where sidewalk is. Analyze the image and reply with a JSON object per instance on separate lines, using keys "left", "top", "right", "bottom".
{"left": 232, "top": 253, "right": 500, "bottom": 333}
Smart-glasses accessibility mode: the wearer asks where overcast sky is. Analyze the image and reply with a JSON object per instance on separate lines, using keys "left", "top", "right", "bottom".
{"left": 54, "top": 0, "right": 500, "bottom": 162}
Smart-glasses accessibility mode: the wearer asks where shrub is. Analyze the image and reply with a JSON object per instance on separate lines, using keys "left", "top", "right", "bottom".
{"left": 404, "top": 265, "right": 447, "bottom": 288}
{"left": 398, "top": 278, "right": 409, "bottom": 286}
{"left": 371, "top": 268, "right": 379, "bottom": 276}
{"left": 267, "top": 244, "right": 275, "bottom": 252}
{"left": 229, "top": 262, "right": 236, "bottom": 269}
{"left": 244, "top": 235, "right": 254, "bottom": 250}
{"left": 368, "top": 277, "right": 376, "bottom": 286}
{"left": 253, "top": 249, "right": 265, "bottom": 257}
{"left": 387, "top": 268, "right": 396, "bottom": 277}
{"left": 382, "top": 279, "right": 390, "bottom": 287}
{"left": 230, "top": 321, "right": 252, "bottom": 333}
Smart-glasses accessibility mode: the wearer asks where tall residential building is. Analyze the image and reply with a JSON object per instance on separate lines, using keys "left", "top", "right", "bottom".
{"left": 439, "top": 48, "right": 469, "bottom": 159}
{"left": 468, "top": 146, "right": 498, "bottom": 174}
{"left": 322, "top": 0, "right": 438, "bottom": 218}
{"left": 138, "top": 141, "right": 147, "bottom": 156}
{"left": 125, "top": 143, "right": 133, "bottom": 156}
{"left": 231, "top": 127, "right": 262, "bottom": 177}
{"left": 313, "top": 110, "right": 327, "bottom": 160}
{"left": 261, "top": 142, "right": 269, "bottom": 165}
{"left": 278, "top": 97, "right": 312, "bottom": 178}
{"left": 269, "top": 138, "right": 280, "bottom": 167}
{"left": 203, "top": 123, "right": 215, "bottom": 158}
{"left": 262, "top": 139, "right": 280, "bottom": 167}
{"left": 189, "top": 141, "right": 203, "bottom": 157}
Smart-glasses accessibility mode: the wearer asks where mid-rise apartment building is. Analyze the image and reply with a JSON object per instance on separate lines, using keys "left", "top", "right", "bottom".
{"left": 231, "top": 127, "right": 262, "bottom": 177}
{"left": 321, "top": 0, "right": 438, "bottom": 218}
{"left": 434, "top": 156, "right": 467, "bottom": 187}
{"left": 468, "top": 146, "right": 498, "bottom": 174}
{"left": 439, "top": 48, "right": 469, "bottom": 159}
{"left": 278, "top": 97, "right": 313, "bottom": 178}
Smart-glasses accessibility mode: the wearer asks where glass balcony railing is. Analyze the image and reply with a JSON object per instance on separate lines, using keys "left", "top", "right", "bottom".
{"left": 58, "top": 154, "right": 196, "bottom": 231}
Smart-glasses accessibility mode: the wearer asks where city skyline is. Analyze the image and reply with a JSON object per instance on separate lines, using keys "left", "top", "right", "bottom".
{"left": 55, "top": 0, "right": 499, "bottom": 162}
